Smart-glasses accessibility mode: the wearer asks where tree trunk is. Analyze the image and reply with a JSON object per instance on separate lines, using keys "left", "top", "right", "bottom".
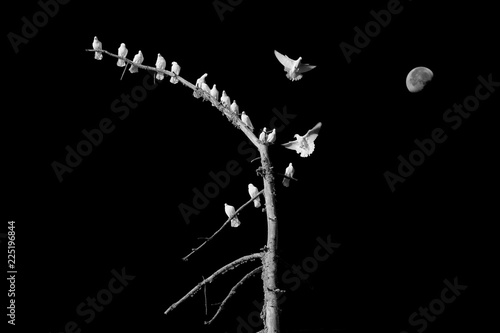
{"left": 259, "top": 144, "right": 280, "bottom": 333}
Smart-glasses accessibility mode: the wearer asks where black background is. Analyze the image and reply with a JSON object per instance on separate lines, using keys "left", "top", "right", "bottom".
{"left": 4, "top": 0, "right": 498, "bottom": 332}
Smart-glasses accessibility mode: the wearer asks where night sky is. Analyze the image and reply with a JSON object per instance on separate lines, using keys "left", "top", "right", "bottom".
{"left": 4, "top": 0, "right": 498, "bottom": 333}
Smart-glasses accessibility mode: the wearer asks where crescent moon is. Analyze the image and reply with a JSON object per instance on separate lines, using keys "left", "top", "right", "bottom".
{"left": 406, "top": 67, "right": 434, "bottom": 93}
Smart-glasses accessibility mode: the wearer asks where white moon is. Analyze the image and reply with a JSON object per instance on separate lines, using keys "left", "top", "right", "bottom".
{"left": 406, "top": 67, "right": 434, "bottom": 93}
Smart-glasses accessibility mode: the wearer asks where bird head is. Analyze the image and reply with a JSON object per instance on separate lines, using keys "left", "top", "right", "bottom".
{"left": 121, "top": 43, "right": 126, "bottom": 47}
{"left": 94, "top": 36, "right": 98, "bottom": 40}
{"left": 263, "top": 127, "right": 267, "bottom": 132}
{"left": 157, "top": 53, "right": 161, "bottom": 57}
{"left": 293, "top": 134, "right": 300, "bottom": 139}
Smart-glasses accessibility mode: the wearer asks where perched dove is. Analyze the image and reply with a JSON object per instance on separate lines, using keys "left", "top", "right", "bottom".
{"left": 117, "top": 43, "right": 128, "bottom": 67}
{"left": 92, "top": 37, "right": 103, "bottom": 60}
{"left": 241, "top": 111, "right": 254, "bottom": 131}
{"left": 170, "top": 61, "right": 181, "bottom": 84}
{"left": 282, "top": 163, "right": 295, "bottom": 187}
{"left": 259, "top": 128, "right": 267, "bottom": 142}
{"left": 274, "top": 50, "right": 316, "bottom": 81}
{"left": 201, "top": 83, "right": 211, "bottom": 94}
{"left": 155, "top": 53, "right": 166, "bottom": 80}
{"left": 224, "top": 203, "right": 240, "bottom": 227}
{"left": 282, "top": 122, "right": 322, "bottom": 157}
{"left": 129, "top": 50, "right": 144, "bottom": 73}
{"left": 196, "top": 73, "right": 208, "bottom": 89}
{"left": 210, "top": 84, "right": 219, "bottom": 106}
{"left": 248, "top": 184, "right": 261, "bottom": 208}
{"left": 230, "top": 100, "right": 239, "bottom": 114}
{"left": 267, "top": 128, "right": 276, "bottom": 144}
{"left": 221, "top": 90, "right": 231, "bottom": 108}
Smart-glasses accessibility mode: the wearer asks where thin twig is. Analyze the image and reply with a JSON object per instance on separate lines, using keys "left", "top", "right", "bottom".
{"left": 120, "top": 63, "right": 128, "bottom": 80}
{"left": 274, "top": 172, "right": 298, "bottom": 182}
{"left": 205, "top": 266, "right": 262, "bottom": 325}
{"left": 164, "top": 253, "right": 263, "bottom": 315}
{"left": 182, "top": 189, "right": 264, "bottom": 261}
{"left": 202, "top": 275, "right": 208, "bottom": 316}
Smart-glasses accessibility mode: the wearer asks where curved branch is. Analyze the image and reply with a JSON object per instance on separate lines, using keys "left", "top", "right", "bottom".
{"left": 182, "top": 189, "right": 264, "bottom": 261}
{"left": 164, "top": 253, "right": 263, "bottom": 316}
{"left": 205, "top": 266, "right": 262, "bottom": 325}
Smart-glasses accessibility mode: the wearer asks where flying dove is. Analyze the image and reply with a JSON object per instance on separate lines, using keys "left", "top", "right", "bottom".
{"left": 92, "top": 37, "right": 103, "bottom": 60}
{"left": 259, "top": 128, "right": 267, "bottom": 142}
{"left": 274, "top": 50, "right": 316, "bottom": 81}
{"left": 241, "top": 111, "right": 254, "bottom": 131}
{"left": 248, "top": 184, "right": 261, "bottom": 208}
{"left": 129, "top": 50, "right": 144, "bottom": 73}
{"left": 221, "top": 90, "right": 231, "bottom": 108}
{"left": 230, "top": 100, "right": 239, "bottom": 114}
{"left": 196, "top": 73, "right": 208, "bottom": 89}
{"left": 224, "top": 203, "right": 240, "bottom": 227}
{"left": 155, "top": 53, "right": 167, "bottom": 80}
{"left": 267, "top": 128, "right": 276, "bottom": 144}
{"left": 282, "top": 122, "right": 322, "bottom": 157}
{"left": 210, "top": 84, "right": 219, "bottom": 106}
{"left": 282, "top": 163, "right": 295, "bottom": 187}
{"left": 117, "top": 43, "right": 128, "bottom": 67}
{"left": 170, "top": 61, "right": 181, "bottom": 84}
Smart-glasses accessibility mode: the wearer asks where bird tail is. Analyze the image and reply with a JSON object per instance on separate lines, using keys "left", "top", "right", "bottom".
{"left": 231, "top": 217, "right": 241, "bottom": 228}
{"left": 283, "top": 178, "right": 290, "bottom": 187}
{"left": 129, "top": 65, "right": 138, "bottom": 73}
{"left": 95, "top": 52, "right": 103, "bottom": 60}
{"left": 254, "top": 197, "right": 261, "bottom": 208}
{"left": 170, "top": 76, "right": 179, "bottom": 84}
{"left": 156, "top": 73, "right": 164, "bottom": 80}
{"left": 117, "top": 59, "right": 126, "bottom": 67}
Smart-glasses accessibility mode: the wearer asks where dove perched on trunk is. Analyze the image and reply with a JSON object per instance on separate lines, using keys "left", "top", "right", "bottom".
{"left": 274, "top": 50, "right": 316, "bottom": 81}
{"left": 267, "top": 129, "right": 276, "bottom": 144}
{"left": 282, "top": 122, "right": 322, "bottom": 157}
{"left": 230, "top": 100, "right": 239, "bottom": 114}
{"left": 224, "top": 203, "right": 240, "bottom": 227}
{"left": 129, "top": 51, "right": 144, "bottom": 73}
{"left": 117, "top": 43, "right": 128, "bottom": 67}
{"left": 210, "top": 84, "right": 219, "bottom": 106}
{"left": 92, "top": 37, "right": 103, "bottom": 60}
{"left": 221, "top": 90, "right": 231, "bottom": 108}
{"left": 241, "top": 112, "right": 254, "bottom": 131}
{"left": 248, "top": 184, "right": 261, "bottom": 208}
{"left": 196, "top": 73, "right": 208, "bottom": 89}
{"left": 259, "top": 128, "right": 267, "bottom": 142}
{"left": 155, "top": 53, "right": 166, "bottom": 80}
{"left": 170, "top": 61, "right": 181, "bottom": 84}
{"left": 282, "top": 163, "right": 295, "bottom": 187}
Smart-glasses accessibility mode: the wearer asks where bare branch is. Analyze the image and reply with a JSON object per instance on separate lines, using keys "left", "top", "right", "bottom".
{"left": 205, "top": 266, "right": 262, "bottom": 325}
{"left": 274, "top": 172, "right": 298, "bottom": 182}
{"left": 85, "top": 47, "right": 260, "bottom": 147}
{"left": 164, "top": 253, "right": 263, "bottom": 315}
{"left": 182, "top": 189, "right": 264, "bottom": 261}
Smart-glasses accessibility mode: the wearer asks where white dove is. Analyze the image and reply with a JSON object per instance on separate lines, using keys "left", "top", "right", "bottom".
{"left": 196, "top": 73, "right": 208, "bottom": 89}
{"left": 170, "top": 61, "right": 181, "bottom": 84}
{"left": 221, "top": 90, "right": 231, "bottom": 108}
{"left": 282, "top": 163, "right": 295, "bottom": 187}
{"left": 210, "top": 84, "right": 219, "bottom": 106}
{"left": 241, "top": 111, "right": 254, "bottom": 131}
{"left": 267, "top": 129, "right": 276, "bottom": 144}
{"left": 274, "top": 50, "right": 316, "bottom": 81}
{"left": 230, "top": 100, "right": 239, "bottom": 114}
{"left": 224, "top": 203, "right": 240, "bottom": 227}
{"left": 155, "top": 53, "right": 166, "bottom": 80}
{"left": 248, "top": 184, "right": 261, "bottom": 208}
{"left": 282, "top": 122, "right": 322, "bottom": 157}
{"left": 92, "top": 37, "right": 103, "bottom": 60}
{"left": 129, "top": 51, "right": 144, "bottom": 73}
{"left": 259, "top": 128, "right": 267, "bottom": 142}
{"left": 201, "top": 83, "right": 211, "bottom": 94}
{"left": 117, "top": 43, "right": 128, "bottom": 67}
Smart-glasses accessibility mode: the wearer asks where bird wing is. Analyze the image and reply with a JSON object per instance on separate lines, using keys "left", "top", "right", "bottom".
{"left": 304, "top": 122, "right": 322, "bottom": 143}
{"left": 298, "top": 64, "right": 316, "bottom": 74}
{"left": 281, "top": 139, "right": 301, "bottom": 151}
{"left": 274, "top": 50, "right": 294, "bottom": 71}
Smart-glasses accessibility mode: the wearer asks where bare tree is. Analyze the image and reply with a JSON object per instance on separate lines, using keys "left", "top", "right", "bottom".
{"left": 86, "top": 44, "right": 298, "bottom": 333}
